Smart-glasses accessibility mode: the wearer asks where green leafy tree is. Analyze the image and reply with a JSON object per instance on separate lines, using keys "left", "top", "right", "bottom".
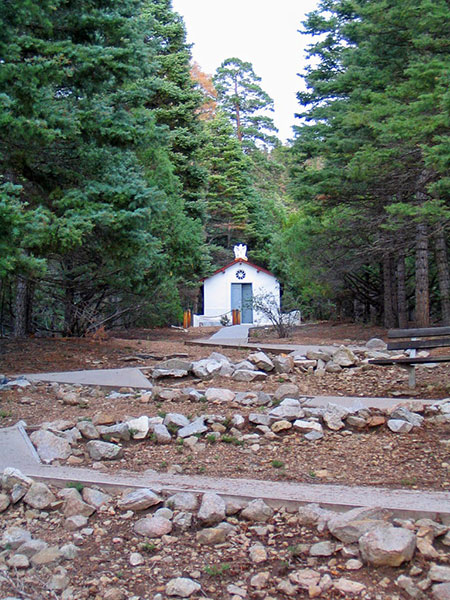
{"left": 213, "top": 58, "right": 279, "bottom": 151}
{"left": 199, "top": 112, "right": 256, "bottom": 263}
{"left": 143, "top": 0, "right": 208, "bottom": 220}
{"left": 0, "top": 0, "right": 207, "bottom": 335}
{"left": 286, "top": 0, "right": 450, "bottom": 325}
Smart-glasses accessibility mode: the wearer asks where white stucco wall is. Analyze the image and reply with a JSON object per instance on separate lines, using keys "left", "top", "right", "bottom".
{"left": 195, "top": 260, "right": 280, "bottom": 326}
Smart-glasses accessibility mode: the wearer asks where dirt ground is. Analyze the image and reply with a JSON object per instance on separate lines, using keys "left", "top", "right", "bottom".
{"left": 0, "top": 322, "right": 449, "bottom": 492}
{"left": 1, "top": 322, "right": 450, "bottom": 600}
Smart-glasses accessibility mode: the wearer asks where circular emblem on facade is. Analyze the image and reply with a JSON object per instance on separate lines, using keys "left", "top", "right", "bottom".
{"left": 236, "top": 269, "right": 246, "bottom": 280}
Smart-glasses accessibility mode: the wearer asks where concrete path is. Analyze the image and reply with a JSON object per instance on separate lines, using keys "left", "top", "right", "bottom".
{"left": 186, "top": 338, "right": 339, "bottom": 355}
{"left": 208, "top": 324, "right": 251, "bottom": 345}
{"left": 305, "top": 395, "right": 434, "bottom": 410}
{"left": 1, "top": 424, "right": 449, "bottom": 520}
{"left": 24, "top": 367, "right": 153, "bottom": 389}
{"left": 190, "top": 324, "right": 342, "bottom": 353}
{"left": 19, "top": 365, "right": 430, "bottom": 409}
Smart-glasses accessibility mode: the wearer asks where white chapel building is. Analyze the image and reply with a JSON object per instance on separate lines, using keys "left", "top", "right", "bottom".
{"left": 193, "top": 245, "right": 281, "bottom": 327}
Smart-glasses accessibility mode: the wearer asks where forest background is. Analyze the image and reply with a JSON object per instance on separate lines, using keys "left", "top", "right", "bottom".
{"left": 0, "top": 0, "right": 448, "bottom": 337}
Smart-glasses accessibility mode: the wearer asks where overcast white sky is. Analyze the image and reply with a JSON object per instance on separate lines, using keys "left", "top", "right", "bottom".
{"left": 171, "top": 0, "right": 319, "bottom": 143}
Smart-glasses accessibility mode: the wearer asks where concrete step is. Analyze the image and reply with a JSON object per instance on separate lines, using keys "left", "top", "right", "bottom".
{"left": 23, "top": 367, "right": 153, "bottom": 389}
{"left": 1, "top": 424, "right": 448, "bottom": 520}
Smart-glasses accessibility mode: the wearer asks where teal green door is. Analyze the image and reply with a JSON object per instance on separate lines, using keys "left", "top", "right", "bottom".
{"left": 231, "top": 283, "right": 253, "bottom": 323}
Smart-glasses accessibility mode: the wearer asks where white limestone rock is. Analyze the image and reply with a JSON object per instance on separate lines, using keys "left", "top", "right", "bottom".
{"left": 178, "top": 417, "right": 207, "bottom": 438}
{"left": 241, "top": 498, "right": 274, "bottom": 522}
{"left": 64, "top": 515, "right": 88, "bottom": 531}
{"left": 29, "top": 430, "right": 72, "bottom": 463}
{"left": 359, "top": 525, "right": 416, "bottom": 566}
{"left": 306, "top": 349, "right": 332, "bottom": 362}
{"left": 191, "top": 359, "right": 223, "bottom": 379}
{"left": 249, "top": 542, "right": 268, "bottom": 563}
{"left": 1, "top": 467, "right": 33, "bottom": 490}
{"left": 235, "top": 390, "right": 271, "bottom": 406}
{"left": 289, "top": 568, "right": 321, "bottom": 589}
{"left": 153, "top": 423, "right": 172, "bottom": 444}
{"left": 86, "top": 440, "right": 123, "bottom": 460}
{"left": 273, "top": 383, "right": 300, "bottom": 400}
{"left": 7, "top": 554, "right": 30, "bottom": 569}
{"left": 152, "top": 368, "right": 189, "bottom": 379}
{"left": 1, "top": 526, "right": 32, "bottom": 549}
{"left": 429, "top": 565, "right": 450, "bottom": 583}
{"left": 23, "top": 482, "right": 56, "bottom": 510}
{"left": 323, "top": 403, "right": 350, "bottom": 431}
{"left": 328, "top": 506, "right": 390, "bottom": 543}
{"left": 166, "top": 577, "right": 201, "bottom": 597}
{"left": 333, "top": 578, "right": 366, "bottom": 595}
{"left": 126, "top": 415, "right": 150, "bottom": 439}
{"left": 248, "top": 351, "right": 274, "bottom": 371}
{"left": 198, "top": 492, "right": 226, "bottom": 526}
{"left": 390, "top": 407, "right": 424, "bottom": 427}
{"left": 387, "top": 419, "right": 414, "bottom": 433}
{"left": 59, "top": 488, "right": 96, "bottom": 517}
{"left": 196, "top": 527, "right": 227, "bottom": 545}
{"left": 309, "top": 541, "right": 335, "bottom": 556}
{"left": 81, "top": 487, "right": 112, "bottom": 508}
{"left": 118, "top": 488, "right": 161, "bottom": 511}
{"left": 16, "top": 539, "right": 48, "bottom": 557}
{"left": 134, "top": 516, "right": 172, "bottom": 538}
{"left": 248, "top": 413, "right": 272, "bottom": 426}
{"left": 0, "top": 492, "right": 10, "bottom": 512}
{"left": 294, "top": 419, "right": 323, "bottom": 435}
{"left": 97, "top": 423, "right": 130, "bottom": 442}
{"left": 163, "top": 413, "right": 190, "bottom": 428}
{"left": 76, "top": 420, "right": 100, "bottom": 439}
{"left": 205, "top": 388, "right": 236, "bottom": 403}
{"left": 231, "top": 414, "right": 245, "bottom": 429}
{"left": 333, "top": 345, "right": 359, "bottom": 367}
{"left": 273, "top": 355, "right": 294, "bottom": 374}
{"left": 432, "top": 582, "right": 450, "bottom": 599}
{"left": 270, "top": 398, "right": 305, "bottom": 420}
{"left": 232, "top": 369, "right": 267, "bottom": 382}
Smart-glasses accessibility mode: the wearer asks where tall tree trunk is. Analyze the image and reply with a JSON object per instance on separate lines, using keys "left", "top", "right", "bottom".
{"left": 434, "top": 228, "right": 450, "bottom": 325}
{"left": 64, "top": 285, "right": 75, "bottom": 336}
{"left": 25, "top": 281, "right": 35, "bottom": 334}
{"left": 397, "top": 252, "right": 408, "bottom": 329}
{"left": 415, "top": 223, "right": 430, "bottom": 327}
{"left": 234, "top": 78, "right": 242, "bottom": 142}
{"left": 13, "top": 275, "right": 27, "bottom": 338}
{"left": 390, "top": 256, "right": 398, "bottom": 327}
{"left": 383, "top": 255, "right": 395, "bottom": 328}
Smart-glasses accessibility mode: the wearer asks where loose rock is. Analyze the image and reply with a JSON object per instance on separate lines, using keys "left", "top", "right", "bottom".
{"left": 198, "top": 492, "right": 226, "bottom": 525}
{"left": 359, "top": 525, "right": 416, "bottom": 566}
{"left": 166, "top": 577, "right": 201, "bottom": 597}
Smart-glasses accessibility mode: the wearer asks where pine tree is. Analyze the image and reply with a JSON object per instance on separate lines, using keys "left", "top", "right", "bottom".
{"left": 0, "top": 0, "right": 207, "bottom": 335}
{"left": 143, "top": 0, "right": 207, "bottom": 220}
{"left": 286, "top": 0, "right": 450, "bottom": 324}
{"left": 213, "top": 58, "right": 279, "bottom": 151}
{"left": 199, "top": 112, "right": 255, "bottom": 262}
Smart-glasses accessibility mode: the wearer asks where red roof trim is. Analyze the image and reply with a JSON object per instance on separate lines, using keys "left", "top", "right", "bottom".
{"left": 201, "top": 259, "right": 276, "bottom": 282}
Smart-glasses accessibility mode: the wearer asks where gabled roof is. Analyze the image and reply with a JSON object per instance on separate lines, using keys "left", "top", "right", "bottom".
{"left": 201, "top": 258, "right": 276, "bottom": 282}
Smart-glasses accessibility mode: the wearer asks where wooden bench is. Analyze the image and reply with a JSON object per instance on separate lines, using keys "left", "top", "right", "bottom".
{"left": 368, "top": 326, "right": 450, "bottom": 388}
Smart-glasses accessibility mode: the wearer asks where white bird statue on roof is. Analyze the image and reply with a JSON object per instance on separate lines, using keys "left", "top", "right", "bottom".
{"left": 233, "top": 244, "right": 248, "bottom": 261}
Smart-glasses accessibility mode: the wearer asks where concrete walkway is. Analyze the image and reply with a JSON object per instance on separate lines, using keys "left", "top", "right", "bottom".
{"left": 186, "top": 338, "right": 340, "bottom": 355}
{"left": 1, "top": 424, "right": 449, "bottom": 520}
{"left": 18, "top": 366, "right": 431, "bottom": 410}
{"left": 207, "top": 324, "right": 251, "bottom": 345}
{"left": 24, "top": 367, "right": 153, "bottom": 389}
{"left": 305, "top": 395, "right": 434, "bottom": 410}
{"left": 187, "top": 324, "right": 342, "bottom": 354}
